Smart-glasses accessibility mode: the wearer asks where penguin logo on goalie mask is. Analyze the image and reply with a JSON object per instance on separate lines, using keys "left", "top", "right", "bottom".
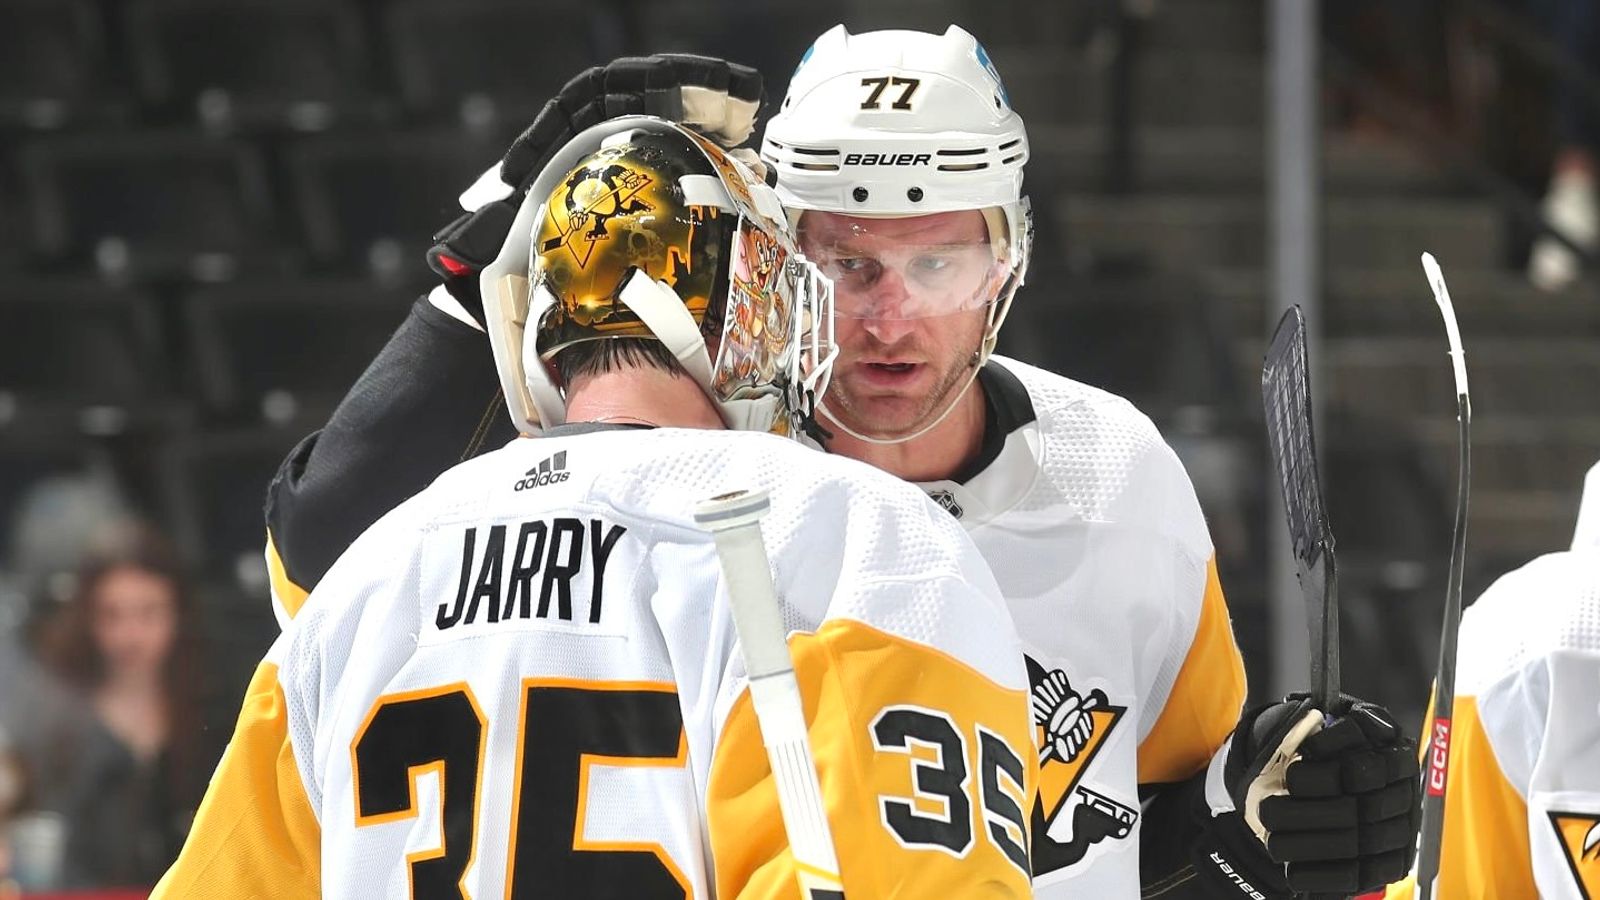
{"left": 1025, "top": 656, "right": 1138, "bottom": 877}
{"left": 542, "top": 163, "right": 657, "bottom": 269}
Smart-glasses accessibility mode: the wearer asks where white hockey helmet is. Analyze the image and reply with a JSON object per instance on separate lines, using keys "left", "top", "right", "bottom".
{"left": 480, "top": 116, "right": 837, "bottom": 438}
{"left": 761, "top": 24, "right": 1032, "bottom": 362}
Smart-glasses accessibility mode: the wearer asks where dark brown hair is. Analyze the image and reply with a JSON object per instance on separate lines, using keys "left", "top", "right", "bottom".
{"left": 39, "top": 528, "right": 206, "bottom": 802}
{"left": 553, "top": 336, "right": 687, "bottom": 387}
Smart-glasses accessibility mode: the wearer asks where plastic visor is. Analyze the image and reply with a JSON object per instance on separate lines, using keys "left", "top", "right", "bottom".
{"left": 710, "top": 215, "right": 838, "bottom": 423}
{"left": 798, "top": 217, "right": 1012, "bottom": 320}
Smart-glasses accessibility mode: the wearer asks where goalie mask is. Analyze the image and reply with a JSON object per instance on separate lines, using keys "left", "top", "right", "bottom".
{"left": 480, "top": 117, "right": 837, "bottom": 437}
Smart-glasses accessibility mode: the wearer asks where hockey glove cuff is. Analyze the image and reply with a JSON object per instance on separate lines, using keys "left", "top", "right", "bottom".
{"left": 1191, "top": 694, "right": 1421, "bottom": 899}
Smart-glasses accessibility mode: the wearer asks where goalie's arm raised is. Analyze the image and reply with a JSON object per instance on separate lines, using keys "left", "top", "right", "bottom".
{"left": 265, "top": 54, "right": 765, "bottom": 624}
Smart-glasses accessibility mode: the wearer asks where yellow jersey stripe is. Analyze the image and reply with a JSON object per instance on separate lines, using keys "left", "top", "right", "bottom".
{"left": 1384, "top": 693, "right": 1533, "bottom": 899}
{"left": 707, "top": 618, "right": 1035, "bottom": 899}
{"left": 151, "top": 661, "right": 321, "bottom": 898}
{"left": 267, "top": 529, "right": 311, "bottom": 621}
{"left": 1137, "top": 556, "right": 1246, "bottom": 784}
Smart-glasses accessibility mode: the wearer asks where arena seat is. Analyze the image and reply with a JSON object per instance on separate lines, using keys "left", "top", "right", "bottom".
{"left": 124, "top": 0, "right": 376, "bottom": 131}
{"left": 18, "top": 131, "right": 277, "bottom": 278}
{"left": 284, "top": 130, "right": 496, "bottom": 277}
{"left": 386, "top": 0, "right": 622, "bottom": 127}
{"left": 0, "top": 280, "right": 167, "bottom": 408}
{"left": 183, "top": 279, "right": 414, "bottom": 420}
{"left": 0, "top": 0, "right": 125, "bottom": 130}
{"left": 155, "top": 427, "right": 304, "bottom": 584}
{"left": 636, "top": 0, "right": 846, "bottom": 81}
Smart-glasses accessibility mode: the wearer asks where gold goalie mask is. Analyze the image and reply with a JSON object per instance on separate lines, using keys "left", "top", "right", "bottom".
{"left": 480, "top": 117, "right": 837, "bottom": 437}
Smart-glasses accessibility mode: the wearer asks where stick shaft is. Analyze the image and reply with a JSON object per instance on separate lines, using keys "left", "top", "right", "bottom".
{"left": 1416, "top": 396, "right": 1471, "bottom": 900}
{"left": 1300, "top": 554, "right": 1340, "bottom": 709}
{"left": 1415, "top": 253, "right": 1471, "bottom": 900}
{"left": 696, "top": 491, "right": 844, "bottom": 894}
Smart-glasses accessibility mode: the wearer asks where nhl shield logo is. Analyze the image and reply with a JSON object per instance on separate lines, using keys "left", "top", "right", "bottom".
{"left": 927, "top": 489, "right": 964, "bottom": 520}
{"left": 1025, "top": 656, "right": 1137, "bottom": 876}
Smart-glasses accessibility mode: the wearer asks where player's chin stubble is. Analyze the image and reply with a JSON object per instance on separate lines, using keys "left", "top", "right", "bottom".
{"left": 827, "top": 340, "right": 980, "bottom": 439}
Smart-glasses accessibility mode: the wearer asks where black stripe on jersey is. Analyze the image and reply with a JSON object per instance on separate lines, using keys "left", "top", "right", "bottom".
{"left": 950, "top": 360, "right": 1037, "bottom": 485}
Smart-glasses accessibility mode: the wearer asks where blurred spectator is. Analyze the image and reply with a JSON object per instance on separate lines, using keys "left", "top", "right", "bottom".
{"left": 32, "top": 529, "right": 210, "bottom": 890}
{"left": 1527, "top": 0, "right": 1600, "bottom": 290}
{"left": 1324, "top": 0, "right": 1454, "bottom": 133}
{"left": 0, "top": 728, "right": 23, "bottom": 897}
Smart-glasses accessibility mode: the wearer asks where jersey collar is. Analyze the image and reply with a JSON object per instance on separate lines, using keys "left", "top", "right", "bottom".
{"left": 916, "top": 360, "right": 1041, "bottom": 527}
{"left": 540, "top": 421, "right": 656, "bottom": 438}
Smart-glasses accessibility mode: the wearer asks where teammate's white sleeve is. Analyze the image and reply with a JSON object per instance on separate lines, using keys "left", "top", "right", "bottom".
{"left": 1386, "top": 550, "right": 1600, "bottom": 899}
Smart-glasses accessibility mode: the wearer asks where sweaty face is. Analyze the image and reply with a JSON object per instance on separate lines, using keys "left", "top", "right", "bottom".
{"left": 798, "top": 210, "right": 998, "bottom": 439}
{"left": 90, "top": 566, "right": 178, "bottom": 679}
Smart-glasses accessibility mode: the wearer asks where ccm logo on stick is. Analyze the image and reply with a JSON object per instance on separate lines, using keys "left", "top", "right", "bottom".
{"left": 843, "top": 152, "right": 931, "bottom": 167}
{"left": 1426, "top": 718, "right": 1451, "bottom": 796}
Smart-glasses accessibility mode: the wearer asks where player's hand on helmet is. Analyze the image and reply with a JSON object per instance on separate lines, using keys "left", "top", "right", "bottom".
{"left": 1190, "top": 693, "right": 1420, "bottom": 900}
{"left": 427, "top": 54, "right": 765, "bottom": 327}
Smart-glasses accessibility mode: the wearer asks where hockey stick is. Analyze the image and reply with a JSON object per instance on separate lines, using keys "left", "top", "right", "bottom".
{"left": 1414, "top": 252, "right": 1471, "bottom": 900}
{"left": 1262, "top": 305, "right": 1341, "bottom": 710}
{"left": 694, "top": 488, "right": 845, "bottom": 900}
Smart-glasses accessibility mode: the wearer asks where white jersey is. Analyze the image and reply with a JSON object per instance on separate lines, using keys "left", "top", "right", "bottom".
{"left": 918, "top": 357, "right": 1247, "bottom": 897}
{"left": 156, "top": 427, "right": 1037, "bottom": 899}
{"left": 1387, "top": 461, "right": 1600, "bottom": 900}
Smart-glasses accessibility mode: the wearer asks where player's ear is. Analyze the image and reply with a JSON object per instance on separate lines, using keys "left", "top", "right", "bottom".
{"left": 544, "top": 358, "right": 567, "bottom": 393}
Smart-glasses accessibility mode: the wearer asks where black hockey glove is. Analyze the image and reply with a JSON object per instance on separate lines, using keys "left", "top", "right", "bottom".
{"left": 1189, "top": 694, "right": 1420, "bottom": 900}
{"left": 426, "top": 54, "right": 765, "bottom": 326}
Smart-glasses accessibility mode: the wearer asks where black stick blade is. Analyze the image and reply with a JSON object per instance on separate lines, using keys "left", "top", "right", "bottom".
{"left": 1262, "top": 305, "right": 1334, "bottom": 566}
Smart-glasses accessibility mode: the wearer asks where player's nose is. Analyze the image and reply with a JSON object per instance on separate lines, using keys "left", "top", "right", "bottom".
{"left": 855, "top": 271, "right": 918, "bottom": 341}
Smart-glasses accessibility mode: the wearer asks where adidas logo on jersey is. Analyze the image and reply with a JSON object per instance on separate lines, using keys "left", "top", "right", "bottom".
{"left": 515, "top": 451, "right": 570, "bottom": 491}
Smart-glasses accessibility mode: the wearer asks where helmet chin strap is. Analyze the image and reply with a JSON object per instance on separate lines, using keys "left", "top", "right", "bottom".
{"left": 819, "top": 355, "right": 983, "bottom": 446}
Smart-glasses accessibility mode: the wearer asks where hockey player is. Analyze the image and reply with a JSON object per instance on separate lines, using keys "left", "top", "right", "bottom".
{"left": 755, "top": 27, "right": 1418, "bottom": 899}
{"left": 264, "top": 37, "right": 1419, "bottom": 899}
{"left": 1384, "top": 460, "right": 1600, "bottom": 899}
{"left": 155, "top": 117, "right": 1037, "bottom": 898}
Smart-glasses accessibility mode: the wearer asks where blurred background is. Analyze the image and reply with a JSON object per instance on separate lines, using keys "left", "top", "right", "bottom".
{"left": 0, "top": 0, "right": 1597, "bottom": 893}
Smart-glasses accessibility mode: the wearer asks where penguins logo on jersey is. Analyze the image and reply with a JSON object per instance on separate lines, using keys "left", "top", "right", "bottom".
{"left": 1025, "top": 656, "right": 1137, "bottom": 876}
{"left": 1548, "top": 810, "right": 1600, "bottom": 899}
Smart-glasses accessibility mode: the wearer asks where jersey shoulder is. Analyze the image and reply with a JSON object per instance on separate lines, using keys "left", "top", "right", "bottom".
{"left": 584, "top": 429, "right": 1012, "bottom": 641}
{"left": 993, "top": 355, "right": 1212, "bottom": 555}
{"left": 431, "top": 429, "right": 1012, "bottom": 670}
{"left": 569, "top": 428, "right": 959, "bottom": 554}
{"left": 276, "top": 480, "right": 435, "bottom": 669}
{"left": 420, "top": 428, "right": 930, "bottom": 525}
{"left": 1459, "top": 548, "right": 1600, "bottom": 693}
{"left": 1459, "top": 548, "right": 1600, "bottom": 792}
